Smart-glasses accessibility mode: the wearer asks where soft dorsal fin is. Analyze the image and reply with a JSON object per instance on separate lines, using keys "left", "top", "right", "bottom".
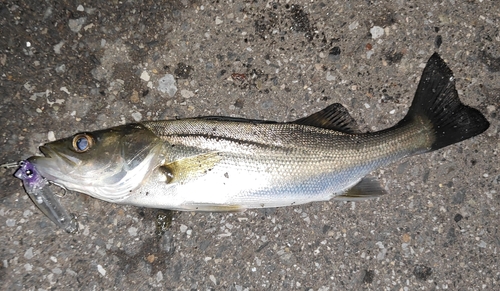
{"left": 292, "top": 103, "right": 360, "bottom": 133}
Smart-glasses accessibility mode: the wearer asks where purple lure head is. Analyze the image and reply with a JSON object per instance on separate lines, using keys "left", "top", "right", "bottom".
{"left": 14, "top": 160, "right": 45, "bottom": 188}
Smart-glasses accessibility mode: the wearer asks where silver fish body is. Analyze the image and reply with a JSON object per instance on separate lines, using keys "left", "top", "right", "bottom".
{"left": 122, "top": 118, "right": 428, "bottom": 210}
{"left": 27, "top": 53, "right": 490, "bottom": 213}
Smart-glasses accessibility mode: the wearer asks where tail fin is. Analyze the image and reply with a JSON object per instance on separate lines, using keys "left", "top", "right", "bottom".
{"left": 400, "top": 53, "right": 489, "bottom": 151}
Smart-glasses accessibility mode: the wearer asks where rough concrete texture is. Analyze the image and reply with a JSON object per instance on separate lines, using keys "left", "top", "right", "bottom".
{"left": 0, "top": 0, "right": 499, "bottom": 290}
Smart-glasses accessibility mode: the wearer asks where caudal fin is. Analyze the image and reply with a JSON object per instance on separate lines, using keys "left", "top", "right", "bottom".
{"left": 400, "top": 53, "right": 489, "bottom": 151}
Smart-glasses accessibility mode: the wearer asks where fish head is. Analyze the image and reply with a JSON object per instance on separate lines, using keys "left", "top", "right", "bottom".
{"left": 28, "top": 124, "right": 164, "bottom": 201}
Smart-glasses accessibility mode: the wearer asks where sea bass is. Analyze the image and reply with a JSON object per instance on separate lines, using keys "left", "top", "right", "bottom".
{"left": 26, "top": 53, "right": 489, "bottom": 214}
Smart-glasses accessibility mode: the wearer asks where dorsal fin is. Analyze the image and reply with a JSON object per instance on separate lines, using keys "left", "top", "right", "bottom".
{"left": 198, "top": 116, "right": 277, "bottom": 125}
{"left": 292, "top": 103, "right": 360, "bottom": 133}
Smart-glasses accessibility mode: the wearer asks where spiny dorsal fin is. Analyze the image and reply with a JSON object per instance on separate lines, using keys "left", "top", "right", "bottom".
{"left": 292, "top": 103, "right": 360, "bottom": 133}
{"left": 199, "top": 116, "right": 277, "bottom": 125}
{"left": 333, "top": 177, "right": 387, "bottom": 201}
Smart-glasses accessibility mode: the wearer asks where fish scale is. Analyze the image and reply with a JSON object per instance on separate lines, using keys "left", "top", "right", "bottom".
{"left": 120, "top": 116, "right": 431, "bottom": 209}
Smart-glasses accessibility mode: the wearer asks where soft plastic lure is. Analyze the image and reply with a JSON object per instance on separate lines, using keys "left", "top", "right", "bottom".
{"left": 14, "top": 160, "right": 78, "bottom": 233}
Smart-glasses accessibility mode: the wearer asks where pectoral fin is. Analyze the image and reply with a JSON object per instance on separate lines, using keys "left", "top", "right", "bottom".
{"left": 334, "top": 177, "right": 387, "bottom": 201}
{"left": 159, "top": 152, "right": 221, "bottom": 184}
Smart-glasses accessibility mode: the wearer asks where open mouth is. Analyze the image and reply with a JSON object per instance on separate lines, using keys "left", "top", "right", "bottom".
{"left": 37, "top": 145, "right": 82, "bottom": 166}
{"left": 39, "top": 146, "right": 53, "bottom": 158}
{"left": 27, "top": 146, "right": 53, "bottom": 163}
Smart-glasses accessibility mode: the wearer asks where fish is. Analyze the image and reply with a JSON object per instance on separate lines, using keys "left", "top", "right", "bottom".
{"left": 26, "top": 53, "right": 489, "bottom": 214}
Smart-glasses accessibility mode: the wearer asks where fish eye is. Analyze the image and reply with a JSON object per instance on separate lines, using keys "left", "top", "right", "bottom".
{"left": 72, "top": 133, "right": 94, "bottom": 153}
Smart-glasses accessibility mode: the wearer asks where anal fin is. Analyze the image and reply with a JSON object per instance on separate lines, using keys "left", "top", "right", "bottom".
{"left": 181, "top": 203, "right": 246, "bottom": 212}
{"left": 334, "top": 177, "right": 387, "bottom": 201}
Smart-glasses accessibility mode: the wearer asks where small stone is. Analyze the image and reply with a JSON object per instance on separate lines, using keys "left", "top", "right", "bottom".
{"left": 156, "top": 271, "right": 163, "bottom": 282}
{"left": 158, "top": 74, "right": 177, "bottom": 97}
{"left": 180, "top": 224, "right": 188, "bottom": 233}
{"left": 215, "top": 16, "right": 223, "bottom": 25}
{"left": 53, "top": 41, "right": 65, "bottom": 54}
{"left": 140, "top": 71, "right": 150, "bottom": 82}
{"left": 6, "top": 218, "right": 16, "bottom": 227}
{"left": 24, "top": 82, "right": 35, "bottom": 93}
{"left": 402, "top": 233, "right": 411, "bottom": 243}
{"left": 55, "top": 64, "right": 66, "bottom": 73}
{"left": 130, "top": 90, "right": 140, "bottom": 103}
{"left": 146, "top": 254, "right": 155, "bottom": 263}
{"left": 128, "top": 226, "right": 138, "bottom": 236}
{"left": 47, "top": 131, "right": 56, "bottom": 141}
{"left": 131, "top": 112, "right": 142, "bottom": 122}
{"left": 209, "top": 274, "right": 217, "bottom": 284}
{"left": 97, "top": 264, "right": 106, "bottom": 276}
{"left": 60, "top": 86, "right": 70, "bottom": 94}
{"left": 349, "top": 21, "right": 359, "bottom": 31}
{"left": 326, "top": 71, "right": 336, "bottom": 81}
{"left": 77, "top": 5, "right": 84, "bottom": 12}
{"left": 370, "top": 26, "right": 384, "bottom": 39}
{"left": 69, "top": 17, "right": 86, "bottom": 33}
{"left": 180, "top": 89, "right": 194, "bottom": 98}
{"left": 83, "top": 23, "right": 94, "bottom": 31}
{"left": 24, "top": 247, "right": 34, "bottom": 259}
{"left": 328, "top": 46, "right": 341, "bottom": 61}
{"left": 367, "top": 50, "right": 375, "bottom": 59}
{"left": 174, "top": 63, "right": 193, "bottom": 79}
{"left": 413, "top": 265, "right": 432, "bottom": 281}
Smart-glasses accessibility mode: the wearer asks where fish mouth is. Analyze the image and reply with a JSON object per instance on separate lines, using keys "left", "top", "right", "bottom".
{"left": 30, "top": 145, "right": 80, "bottom": 167}
{"left": 39, "top": 146, "right": 53, "bottom": 158}
{"left": 27, "top": 146, "right": 54, "bottom": 163}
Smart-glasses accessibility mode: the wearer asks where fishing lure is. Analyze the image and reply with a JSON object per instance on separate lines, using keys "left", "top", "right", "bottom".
{"left": 14, "top": 160, "right": 78, "bottom": 233}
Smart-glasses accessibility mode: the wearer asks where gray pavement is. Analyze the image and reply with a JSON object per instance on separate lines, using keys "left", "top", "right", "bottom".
{"left": 0, "top": 0, "right": 499, "bottom": 290}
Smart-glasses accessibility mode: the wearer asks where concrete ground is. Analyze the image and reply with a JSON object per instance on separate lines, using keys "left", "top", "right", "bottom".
{"left": 0, "top": 0, "right": 498, "bottom": 290}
